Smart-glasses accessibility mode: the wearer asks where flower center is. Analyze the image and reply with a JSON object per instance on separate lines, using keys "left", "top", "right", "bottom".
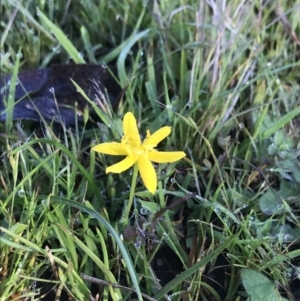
{"left": 122, "top": 130, "right": 144, "bottom": 160}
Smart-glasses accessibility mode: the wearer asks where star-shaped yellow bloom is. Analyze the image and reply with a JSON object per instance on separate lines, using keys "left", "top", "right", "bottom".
{"left": 92, "top": 112, "right": 186, "bottom": 194}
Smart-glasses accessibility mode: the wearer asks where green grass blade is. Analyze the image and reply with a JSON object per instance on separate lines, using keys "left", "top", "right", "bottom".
{"left": 117, "top": 29, "right": 151, "bottom": 87}
{"left": 5, "top": 48, "right": 21, "bottom": 131}
{"left": 37, "top": 9, "right": 85, "bottom": 64}
{"left": 153, "top": 234, "right": 238, "bottom": 299}
{"left": 8, "top": 138, "right": 105, "bottom": 208}
{"left": 48, "top": 197, "right": 143, "bottom": 301}
{"left": 261, "top": 106, "right": 300, "bottom": 140}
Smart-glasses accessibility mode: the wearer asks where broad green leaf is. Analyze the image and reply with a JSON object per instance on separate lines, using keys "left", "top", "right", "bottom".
{"left": 241, "top": 269, "right": 288, "bottom": 301}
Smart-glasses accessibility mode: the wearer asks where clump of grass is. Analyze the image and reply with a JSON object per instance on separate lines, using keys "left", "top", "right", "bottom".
{"left": 1, "top": 1, "right": 300, "bottom": 301}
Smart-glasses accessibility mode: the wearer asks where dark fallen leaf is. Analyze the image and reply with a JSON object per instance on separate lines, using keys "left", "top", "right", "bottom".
{"left": 0, "top": 64, "right": 122, "bottom": 125}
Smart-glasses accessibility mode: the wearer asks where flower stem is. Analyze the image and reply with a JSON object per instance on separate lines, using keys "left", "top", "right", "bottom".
{"left": 122, "top": 163, "right": 138, "bottom": 226}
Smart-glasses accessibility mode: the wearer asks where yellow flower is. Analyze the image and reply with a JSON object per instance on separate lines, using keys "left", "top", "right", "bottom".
{"left": 92, "top": 112, "right": 186, "bottom": 194}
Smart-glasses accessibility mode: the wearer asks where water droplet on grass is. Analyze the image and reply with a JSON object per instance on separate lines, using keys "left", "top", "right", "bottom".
{"left": 18, "top": 189, "right": 25, "bottom": 197}
{"left": 214, "top": 207, "right": 221, "bottom": 214}
{"left": 140, "top": 207, "right": 148, "bottom": 215}
{"left": 41, "top": 199, "right": 49, "bottom": 206}
{"left": 16, "top": 52, "right": 23, "bottom": 58}
{"left": 285, "top": 272, "right": 291, "bottom": 278}
{"left": 135, "top": 241, "right": 141, "bottom": 248}
{"left": 283, "top": 233, "right": 293, "bottom": 241}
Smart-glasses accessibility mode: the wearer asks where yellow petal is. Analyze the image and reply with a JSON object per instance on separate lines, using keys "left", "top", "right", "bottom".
{"left": 137, "top": 155, "right": 157, "bottom": 194}
{"left": 92, "top": 142, "right": 127, "bottom": 155}
{"left": 106, "top": 156, "right": 136, "bottom": 173}
{"left": 147, "top": 150, "right": 186, "bottom": 163}
{"left": 123, "top": 112, "right": 141, "bottom": 146}
{"left": 143, "top": 127, "right": 171, "bottom": 147}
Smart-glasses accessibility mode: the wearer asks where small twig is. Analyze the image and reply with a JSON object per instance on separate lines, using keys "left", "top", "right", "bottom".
{"left": 275, "top": 5, "right": 300, "bottom": 46}
{"left": 80, "top": 274, "right": 158, "bottom": 301}
{"left": 152, "top": 192, "right": 196, "bottom": 221}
